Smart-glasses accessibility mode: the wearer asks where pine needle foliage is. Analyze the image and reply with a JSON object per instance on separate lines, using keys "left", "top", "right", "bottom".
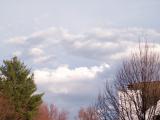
{"left": 0, "top": 57, "right": 43, "bottom": 120}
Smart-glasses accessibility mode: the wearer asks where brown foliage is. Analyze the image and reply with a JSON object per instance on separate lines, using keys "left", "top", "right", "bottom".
{"left": 34, "top": 103, "right": 68, "bottom": 120}
{"left": 0, "top": 95, "right": 16, "bottom": 120}
{"left": 78, "top": 106, "right": 98, "bottom": 120}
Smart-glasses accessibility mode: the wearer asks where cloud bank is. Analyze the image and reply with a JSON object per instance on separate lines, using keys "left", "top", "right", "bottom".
{"left": 8, "top": 27, "right": 160, "bottom": 64}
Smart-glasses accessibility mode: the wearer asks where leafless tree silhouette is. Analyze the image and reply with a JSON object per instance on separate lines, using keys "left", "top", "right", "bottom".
{"left": 34, "top": 103, "right": 68, "bottom": 120}
{"left": 77, "top": 106, "right": 98, "bottom": 120}
{"left": 96, "top": 43, "right": 160, "bottom": 120}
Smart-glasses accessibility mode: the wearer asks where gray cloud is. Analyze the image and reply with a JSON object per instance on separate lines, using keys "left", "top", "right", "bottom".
{"left": 7, "top": 27, "right": 160, "bottom": 65}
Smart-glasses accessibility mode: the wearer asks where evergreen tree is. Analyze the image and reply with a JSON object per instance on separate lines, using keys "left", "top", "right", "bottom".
{"left": 0, "top": 57, "right": 43, "bottom": 120}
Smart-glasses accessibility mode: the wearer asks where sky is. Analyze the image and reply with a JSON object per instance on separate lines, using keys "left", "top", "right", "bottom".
{"left": 0, "top": 0, "right": 160, "bottom": 119}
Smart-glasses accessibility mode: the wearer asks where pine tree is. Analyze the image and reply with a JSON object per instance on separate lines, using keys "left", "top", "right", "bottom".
{"left": 0, "top": 57, "right": 43, "bottom": 120}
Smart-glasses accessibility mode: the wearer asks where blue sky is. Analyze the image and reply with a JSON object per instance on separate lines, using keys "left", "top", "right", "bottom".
{"left": 0, "top": 0, "right": 160, "bottom": 119}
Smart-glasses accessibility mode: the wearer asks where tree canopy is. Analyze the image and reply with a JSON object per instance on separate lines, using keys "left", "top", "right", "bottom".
{"left": 0, "top": 57, "right": 43, "bottom": 120}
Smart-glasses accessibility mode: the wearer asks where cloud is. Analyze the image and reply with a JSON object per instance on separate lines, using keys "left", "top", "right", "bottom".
{"left": 8, "top": 27, "right": 160, "bottom": 66}
{"left": 34, "top": 63, "right": 109, "bottom": 86}
{"left": 7, "top": 27, "right": 160, "bottom": 100}
{"left": 29, "top": 47, "right": 44, "bottom": 57}
{"left": 28, "top": 47, "right": 55, "bottom": 63}
{"left": 8, "top": 36, "right": 27, "bottom": 44}
{"left": 33, "top": 63, "right": 110, "bottom": 116}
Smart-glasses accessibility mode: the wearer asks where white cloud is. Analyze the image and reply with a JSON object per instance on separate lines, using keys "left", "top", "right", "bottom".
{"left": 34, "top": 63, "right": 109, "bottom": 85}
{"left": 29, "top": 47, "right": 44, "bottom": 57}
{"left": 28, "top": 47, "right": 55, "bottom": 63}
{"left": 34, "top": 63, "right": 110, "bottom": 97}
{"left": 33, "top": 55, "right": 54, "bottom": 63}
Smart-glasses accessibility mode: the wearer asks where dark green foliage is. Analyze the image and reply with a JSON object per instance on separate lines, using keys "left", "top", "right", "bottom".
{"left": 0, "top": 57, "right": 43, "bottom": 120}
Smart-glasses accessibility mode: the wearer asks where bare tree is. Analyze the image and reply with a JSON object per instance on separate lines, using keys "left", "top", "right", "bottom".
{"left": 34, "top": 103, "right": 68, "bottom": 120}
{"left": 77, "top": 106, "right": 98, "bottom": 120}
{"left": 95, "top": 43, "right": 160, "bottom": 120}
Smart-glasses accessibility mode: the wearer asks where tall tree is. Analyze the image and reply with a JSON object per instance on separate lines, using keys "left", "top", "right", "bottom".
{"left": 95, "top": 43, "right": 160, "bottom": 120}
{"left": 0, "top": 57, "right": 43, "bottom": 120}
